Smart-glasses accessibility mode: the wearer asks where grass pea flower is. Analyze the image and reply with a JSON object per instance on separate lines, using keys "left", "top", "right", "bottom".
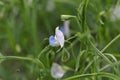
{"left": 51, "top": 63, "right": 65, "bottom": 79}
{"left": 64, "top": 20, "right": 70, "bottom": 37}
{"left": 59, "top": 20, "right": 70, "bottom": 38}
{"left": 49, "top": 27, "right": 64, "bottom": 48}
{"left": 110, "top": 5, "right": 120, "bottom": 21}
{"left": 46, "top": 0, "right": 55, "bottom": 12}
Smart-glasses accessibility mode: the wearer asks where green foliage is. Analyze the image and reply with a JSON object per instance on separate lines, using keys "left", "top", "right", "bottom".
{"left": 0, "top": 0, "right": 120, "bottom": 80}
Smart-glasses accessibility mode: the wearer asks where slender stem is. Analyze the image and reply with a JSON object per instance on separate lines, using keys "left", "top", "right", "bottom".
{"left": 65, "top": 32, "right": 80, "bottom": 42}
{"left": 101, "top": 34, "right": 120, "bottom": 53}
{"left": 75, "top": 17, "right": 81, "bottom": 31}
{"left": 38, "top": 45, "right": 50, "bottom": 58}
{"left": 99, "top": 61, "right": 120, "bottom": 71}
{"left": 89, "top": 40, "right": 112, "bottom": 64}
{"left": 0, "top": 56, "right": 32, "bottom": 61}
{"left": 0, "top": 56, "right": 45, "bottom": 69}
{"left": 63, "top": 72, "right": 120, "bottom": 80}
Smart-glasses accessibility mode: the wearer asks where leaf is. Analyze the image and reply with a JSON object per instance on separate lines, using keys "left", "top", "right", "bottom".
{"left": 75, "top": 50, "right": 85, "bottom": 71}
{"left": 89, "top": 40, "right": 112, "bottom": 64}
{"left": 63, "top": 72, "right": 120, "bottom": 80}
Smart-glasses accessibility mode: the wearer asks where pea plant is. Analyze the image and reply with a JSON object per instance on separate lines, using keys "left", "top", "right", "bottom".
{"left": 0, "top": 0, "right": 120, "bottom": 80}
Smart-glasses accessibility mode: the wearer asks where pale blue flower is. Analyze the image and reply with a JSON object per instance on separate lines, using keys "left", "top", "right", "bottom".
{"left": 49, "top": 27, "right": 64, "bottom": 48}
{"left": 46, "top": 0, "right": 55, "bottom": 12}
{"left": 59, "top": 20, "right": 70, "bottom": 38}
{"left": 51, "top": 63, "right": 65, "bottom": 79}
{"left": 110, "top": 5, "right": 120, "bottom": 21}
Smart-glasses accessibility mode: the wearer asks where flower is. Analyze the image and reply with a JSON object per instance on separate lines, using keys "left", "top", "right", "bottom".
{"left": 16, "top": 44, "right": 21, "bottom": 53}
{"left": 59, "top": 20, "right": 70, "bottom": 38}
{"left": 49, "top": 27, "right": 64, "bottom": 48}
{"left": 46, "top": 0, "right": 55, "bottom": 12}
{"left": 110, "top": 5, "right": 120, "bottom": 21}
{"left": 51, "top": 63, "right": 65, "bottom": 79}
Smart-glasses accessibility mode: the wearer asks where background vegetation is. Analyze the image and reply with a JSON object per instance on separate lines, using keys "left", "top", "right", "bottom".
{"left": 0, "top": 0, "right": 120, "bottom": 80}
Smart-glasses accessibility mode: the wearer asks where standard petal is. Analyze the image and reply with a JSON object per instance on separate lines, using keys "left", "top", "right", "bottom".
{"left": 55, "top": 27, "right": 65, "bottom": 48}
{"left": 51, "top": 63, "right": 65, "bottom": 79}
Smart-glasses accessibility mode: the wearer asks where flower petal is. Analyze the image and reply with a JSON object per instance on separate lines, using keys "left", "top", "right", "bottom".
{"left": 64, "top": 20, "right": 70, "bottom": 38}
{"left": 49, "top": 35, "right": 59, "bottom": 47}
{"left": 51, "top": 63, "right": 65, "bottom": 79}
{"left": 55, "top": 27, "right": 64, "bottom": 48}
{"left": 110, "top": 6, "right": 120, "bottom": 21}
{"left": 59, "top": 26, "right": 65, "bottom": 34}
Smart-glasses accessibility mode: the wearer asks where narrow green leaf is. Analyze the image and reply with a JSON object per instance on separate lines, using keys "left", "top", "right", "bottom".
{"left": 63, "top": 72, "right": 120, "bottom": 80}
{"left": 75, "top": 50, "right": 85, "bottom": 72}
{"left": 89, "top": 40, "right": 112, "bottom": 64}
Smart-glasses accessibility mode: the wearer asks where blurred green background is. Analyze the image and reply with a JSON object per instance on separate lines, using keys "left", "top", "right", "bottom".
{"left": 0, "top": 0, "right": 120, "bottom": 80}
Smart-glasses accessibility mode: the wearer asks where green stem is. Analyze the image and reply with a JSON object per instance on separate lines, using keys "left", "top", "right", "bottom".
{"left": 63, "top": 72, "right": 120, "bottom": 80}
{"left": 99, "top": 61, "right": 120, "bottom": 71}
{"left": 0, "top": 56, "right": 45, "bottom": 69}
{"left": 38, "top": 45, "right": 50, "bottom": 58}
{"left": 89, "top": 40, "right": 112, "bottom": 64}
{"left": 75, "top": 17, "right": 81, "bottom": 31}
{"left": 101, "top": 34, "right": 120, "bottom": 53}
{"left": 65, "top": 32, "right": 80, "bottom": 42}
{"left": 0, "top": 56, "right": 32, "bottom": 61}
